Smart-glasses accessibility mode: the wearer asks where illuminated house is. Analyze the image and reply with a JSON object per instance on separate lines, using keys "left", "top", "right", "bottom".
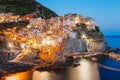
{"left": 86, "top": 17, "right": 96, "bottom": 30}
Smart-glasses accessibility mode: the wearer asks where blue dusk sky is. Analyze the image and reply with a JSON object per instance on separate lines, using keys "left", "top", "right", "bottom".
{"left": 37, "top": 0, "right": 120, "bottom": 36}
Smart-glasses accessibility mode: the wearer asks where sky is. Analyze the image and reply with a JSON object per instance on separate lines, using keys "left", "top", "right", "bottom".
{"left": 37, "top": 0, "right": 120, "bottom": 36}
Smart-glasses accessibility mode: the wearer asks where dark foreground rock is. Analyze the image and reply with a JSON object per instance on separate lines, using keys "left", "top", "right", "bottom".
{"left": 0, "top": 62, "right": 34, "bottom": 78}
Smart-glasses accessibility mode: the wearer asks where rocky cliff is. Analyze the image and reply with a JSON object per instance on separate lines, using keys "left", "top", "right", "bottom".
{"left": 0, "top": 0, "right": 107, "bottom": 78}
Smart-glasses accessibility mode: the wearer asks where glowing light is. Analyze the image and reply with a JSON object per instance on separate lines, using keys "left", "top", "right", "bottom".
{"left": 1, "top": 14, "right": 95, "bottom": 63}
{"left": 86, "top": 21, "right": 90, "bottom": 25}
{"left": 33, "top": 71, "right": 52, "bottom": 80}
{"left": 27, "top": 25, "right": 31, "bottom": 28}
{"left": 74, "top": 16, "right": 80, "bottom": 24}
{"left": 67, "top": 59, "right": 100, "bottom": 80}
{"left": 5, "top": 71, "right": 32, "bottom": 80}
{"left": 47, "top": 30, "right": 52, "bottom": 34}
{"left": 82, "top": 34, "right": 87, "bottom": 39}
{"left": 8, "top": 42, "right": 13, "bottom": 48}
{"left": 0, "top": 16, "right": 6, "bottom": 23}
{"left": 33, "top": 42, "right": 37, "bottom": 48}
{"left": 42, "top": 37, "right": 55, "bottom": 46}
{"left": 21, "top": 43, "right": 26, "bottom": 49}
{"left": 13, "top": 35, "right": 17, "bottom": 40}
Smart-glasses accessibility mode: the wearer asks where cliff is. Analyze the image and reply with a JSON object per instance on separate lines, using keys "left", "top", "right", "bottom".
{"left": 0, "top": 1, "right": 107, "bottom": 78}
{"left": 0, "top": 14, "right": 107, "bottom": 64}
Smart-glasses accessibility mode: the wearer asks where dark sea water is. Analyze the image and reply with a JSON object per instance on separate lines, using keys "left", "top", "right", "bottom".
{"left": 3, "top": 36, "right": 120, "bottom": 80}
{"left": 105, "top": 36, "right": 120, "bottom": 49}
{"left": 99, "top": 36, "right": 120, "bottom": 80}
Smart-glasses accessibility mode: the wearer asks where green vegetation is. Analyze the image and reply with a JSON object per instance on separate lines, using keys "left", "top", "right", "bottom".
{"left": 0, "top": 0, "right": 34, "bottom": 3}
{"left": 0, "top": 5, "right": 35, "bottom": 15}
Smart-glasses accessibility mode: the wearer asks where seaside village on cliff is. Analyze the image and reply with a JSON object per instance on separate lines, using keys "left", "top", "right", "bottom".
{"left": 0, "top": 12, "right": 106, "bottom": 63}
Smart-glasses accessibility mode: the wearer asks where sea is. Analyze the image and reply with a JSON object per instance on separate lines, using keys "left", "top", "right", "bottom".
{"left": 3, "top": 36, "right": 120, "bottom": 80}
{"left": 99, "top": 36, "right": 120, "bottom": 80}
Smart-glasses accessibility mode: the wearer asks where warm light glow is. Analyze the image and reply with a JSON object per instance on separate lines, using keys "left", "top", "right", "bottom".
{"left": 33, "top": 71, "right": 52, "bottom": 80}
{"left": 26, "top": 25, "right": 31, "bottom": 28}
{"left": 22, "top": 49, "right": 31, "bottom": 55}
{"left": 5, "top": 71, "right": 32, "bottom": 80}
{"left": 86, "top": 21, "right": 90, "bottom": 25}
{"left": 21, "top": 43, "right": 26, "bottom": 49}
{"left": 82, "top": 34, "right": 87, "bottom": 39}
{"left": 0, "top": 16, "right": 6, "bottom": 23}
{"left": 33, "top": 42, "right": 37, "bottom": 48}
{"left": 0, "top": 13, "right": 97, "bottom": 64}
{"left": 8, "top": 42, "right": 13, "bottom": 48}
{"left": 67, "top": 59, "right": 100, "bottom": 80}
{"left": 74, "top": 16, "right": 80, "bottom": 24}
{"left": 42, "top": 37, "right": 55, "bottom": 46}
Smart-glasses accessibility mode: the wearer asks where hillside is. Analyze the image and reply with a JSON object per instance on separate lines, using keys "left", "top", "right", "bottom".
{"left": 0, "top": 0, "right": 58, "bottom": 30}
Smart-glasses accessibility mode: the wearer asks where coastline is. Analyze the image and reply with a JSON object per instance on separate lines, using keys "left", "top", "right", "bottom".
{"left": 1, "top": 50, "right": 120, "bottom": 78}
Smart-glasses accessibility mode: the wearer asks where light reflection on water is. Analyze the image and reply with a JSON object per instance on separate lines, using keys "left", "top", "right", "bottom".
{"left": 4, "top": 59, "right": 100, "bottom": 80}
{"left": 3, "top": 71, "right": 33, "bottom": 80}
{"left": 66, "top": 59, "right": 100, "bottom": 80}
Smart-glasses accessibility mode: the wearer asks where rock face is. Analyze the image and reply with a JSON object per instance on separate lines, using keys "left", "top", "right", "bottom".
{"left": 64, "top": 38, "right": 86, "bottom": 54}
{"left": 86, "top": 39, "right": 106, "bottom": 52}
{"left": 0, "top": 1, "right": 108, "bottom": 77}
{"left": 84, "top": 32, "right": 107, "bottom": 52}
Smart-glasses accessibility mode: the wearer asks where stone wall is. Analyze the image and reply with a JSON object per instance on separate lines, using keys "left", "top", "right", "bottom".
{"left": 63, "top": 38, "right": 86, "bottom": 54}
{"left": 86, "top": 39, "right": 107, "bottom": 52}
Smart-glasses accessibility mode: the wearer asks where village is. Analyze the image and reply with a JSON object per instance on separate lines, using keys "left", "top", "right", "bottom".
{"left": 0, "top": 12, "right": 108, "bottom": 65}
{"left": 0, "top": 13, "right": 35, "bottom": 23}
{"left": 0, "top": 1, "right": 120, "bottom": 79}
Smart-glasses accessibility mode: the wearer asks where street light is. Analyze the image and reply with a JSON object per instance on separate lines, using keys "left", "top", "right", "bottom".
{"left": 21, "top": 43, "right": 26, "bottom": 49}
{"left": 42, "top": 37, "right": 55, "bottom": 46}
{"left": 82, "top": 34, "right": 87, "bottom": 39}
{"left": 8, "top": 42, "right": 14, "bottom": 50}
